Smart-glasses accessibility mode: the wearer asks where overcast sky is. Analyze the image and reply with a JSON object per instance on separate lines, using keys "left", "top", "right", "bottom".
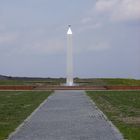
{"left": 0, "top": 0, "right": 140, "bottom": 79}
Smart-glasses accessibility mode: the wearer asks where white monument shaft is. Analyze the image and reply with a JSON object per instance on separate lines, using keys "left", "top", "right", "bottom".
{"left": 66, "top": 26, "right": 73, "bottom": 86}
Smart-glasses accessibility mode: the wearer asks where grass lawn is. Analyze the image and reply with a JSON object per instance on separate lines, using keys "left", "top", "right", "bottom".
{"left": 87, "top": 91, "right": 140, "bottom": 140}
{"left": 0, "top": 91, "right": 51, "bottom": 140}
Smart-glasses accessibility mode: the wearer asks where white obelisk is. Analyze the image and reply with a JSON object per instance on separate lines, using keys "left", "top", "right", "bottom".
{"left": 66, "top": 25, "right": 73, "bottom": 86}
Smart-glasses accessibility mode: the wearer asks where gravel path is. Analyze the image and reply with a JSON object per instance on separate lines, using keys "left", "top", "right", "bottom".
{"left": 8, "top": 90, "right": 123, "bottom": 140}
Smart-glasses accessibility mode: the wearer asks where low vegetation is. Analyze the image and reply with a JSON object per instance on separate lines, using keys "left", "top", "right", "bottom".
{"left": 0, "top": 78, "right": 140, "bottom": 86}
{"left": 0, "top": 79, "right": 65, "bottom": 86}
{"left": 87, "top": 91, "right": 140, "bottom": 140}
{"left": 0, "top": 80, "right": 27, "bottom": 85}
{"left": 102, "top": 78, "right": 140, "bottom": 86}
{"left": 76, "top": 78, "right": 140, "bottom": 86}
{"left": 0, "top": 91, "right": 51, "bottom": 140}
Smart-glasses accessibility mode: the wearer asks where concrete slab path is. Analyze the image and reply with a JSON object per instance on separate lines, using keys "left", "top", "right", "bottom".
{"left": 8, "top": 90, "right": 123, "bottom": 140}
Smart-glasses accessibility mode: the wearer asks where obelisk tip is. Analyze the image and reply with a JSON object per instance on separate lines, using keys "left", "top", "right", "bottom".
{"left": 67, "top": 25, "right": 72, "bottom": 35}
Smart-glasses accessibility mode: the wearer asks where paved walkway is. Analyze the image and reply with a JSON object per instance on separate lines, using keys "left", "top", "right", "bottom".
{"left": 9, "top": 90, "right": 123, "bottom": 140}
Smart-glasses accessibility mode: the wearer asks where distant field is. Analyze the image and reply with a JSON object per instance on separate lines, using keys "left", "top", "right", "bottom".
{"left": 76, "top": 78, "right": 140, "bottom": 86}
{"left": 0, "top": 78, "right": 140, "bottom": 86}
{"left": 0, "top": 79, "right": 64, "bottom": 86}
{"left": 102, "top": 78, "right": 140, "bottom": 86}
{"left": 0, "top": 91, "right": 51, "bottom": 140}
{"left": 87, "top": 91, "right": 140, "bottom": 140}
{"left": 0, "top": 80, "right": 27, "bottom": 85}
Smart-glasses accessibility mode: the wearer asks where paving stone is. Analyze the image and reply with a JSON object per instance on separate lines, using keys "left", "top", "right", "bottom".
{"left": 8, "top": 90, "right": 123, "bottom": 140}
